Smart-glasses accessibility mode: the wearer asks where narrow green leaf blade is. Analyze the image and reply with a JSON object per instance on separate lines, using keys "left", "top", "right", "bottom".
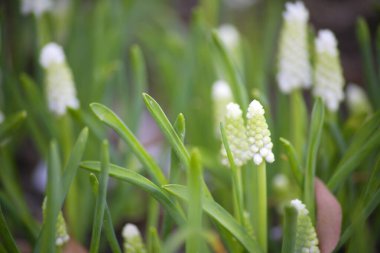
{"left": 303, "top": 98, "right": 325, "bottom": 222}
{"left": 281, "top": 205, "right": 298, "bottom": 253}
{"left": 142, "top": 93, "right": 190, "bottom": 168}
{"left": 0, "top": 206, "right": 20, "bottom": 253}
{"left": 89, "top": 141, "right": 110, "bottom": 253}
{"left": 163, "top": 184, "right": 262, "bottom": 253}
{"left": 90, "top": 103, "right": 166, "bottom": 185}
{"left": 80, "top": 161, "right": 186, "bottom": 225}
{"left": 0, "top": 111, "right": 27, "bottom": 142}
{"left": 279, "top": 137, "right": 303, "bottom": 187}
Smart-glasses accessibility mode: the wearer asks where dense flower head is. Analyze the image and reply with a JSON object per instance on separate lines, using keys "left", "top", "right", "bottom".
{"left": 217, "top": 24, "right": 240, "bottom": 52}
{"left": 122, "top": 223, "right": 146, "bottom": 253}
{"left": 246, "top": 100, "right": 274, "bottom": 165}
{"left": 42, "top": 198, "right": 70, "bottom": 246}
{"left": 21, "top": 0, "right": 52, "bottom": 16}
{"left": 290, "top": 199, "right": 320, "bottom": 253}
{"left": 40, "top": 42, "right": 79, "bottom": 115}
{"left": 212, "top": 80, "right": 233, "bottom": 135}
{"left": 221, "top": 103, "right": 250, "bottom": 167}
{"left": 313, "top": 29, "right": 344, "bottom": 112}
{"left": 277, "top": 1, "right": 311, "bottom": 93}
{"left": 346, "top": 83, "right": 372, "bottom": 115}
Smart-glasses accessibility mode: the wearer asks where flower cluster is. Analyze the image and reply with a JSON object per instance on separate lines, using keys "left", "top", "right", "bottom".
{"left": 313, "top": 30, "right": 344, "bottom": 112}
{"left": 122, "top": 223, "right": 146, "bottom": 253}
{"left": 40, "top": 43, "right": 80, "bottom": 116}
{"left": 42, "top": 198, "right": 70, "bottom": 246}
{"left": 212, "top": 80, "right": 233, "bottom": 135}
{"left": 277, "top": 1, "right": 311, "bottom": 93}
{"left": 290, "top": 199, "right": 320, "bottom": 253}
{"left": 346, "top": 83, "right": 372, "bottom": 115}
{"left": 278, "top": 2, "right": 345, "bottom": 112}
{"left": 21, "top": 0, "right": 52, "bottom": 16}
{"left": 221, "top": 100, "right": 274, "bottom": 167}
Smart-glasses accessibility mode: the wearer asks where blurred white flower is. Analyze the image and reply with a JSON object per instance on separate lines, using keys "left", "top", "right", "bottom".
{"left": 217, "top": 24, "right": 240, "bottom": 52}
{"left": 277, "top": 1, "right": 311, "bottom": 93}
{"left": 290, "top": 199, "right": 320, "bottom": 253}
{"left": 246, "top": 100, "right": 274, "bottom": 165}
{"left": 122, "top": 223, "right": 146, "bottom": 253}
{"left": 273, "top": 174, "right": 289, "bottom": 191}
{"left": 221, "top": 103, "right": 251, "bottom": 167}
{"left": 313, "top": 30, "right": 344, "bottom": 112}
{"left": 346, "top": 83, "right": 372, "bottom": 115}
{"left": 21, "top": 0, "right": 53, "bottom": 16}
{"left": 40, "top": 42, "right": 79, "bottom": 116}
{"left": 212, "top": 80, "right": 233, "bottom": 135}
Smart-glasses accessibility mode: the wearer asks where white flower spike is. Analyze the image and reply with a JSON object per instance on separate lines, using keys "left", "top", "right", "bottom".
{"left": 221, "top": 102, "right": 250, "bottom": 167}
{"left": 290, "top": 199, "right": 320, "bottom": 253}
{"left": 122, "top": 223, "right": 146, "bottom": 253}
{"left": 212, "top": 80, "right": 233, "bottom": 135}
{"left": 21, "top": 0, "right": 52, "bottom": 16}
{"left": 346, "top": 83, "right": 372, "bottom": 115}
{"left": 277, "top": 1, "right": 311, "bottom": 93}
{"left": 246, "top": 100, "right": 274, "bottom": 165}
{"left": 217, "top": 24, "right": 240, "bottom": 52}
{"left": 40, "top": 42, "right": 79, "bottom": 116}
{"left": 313, "top": 30, "right": 345, "bottom": 112}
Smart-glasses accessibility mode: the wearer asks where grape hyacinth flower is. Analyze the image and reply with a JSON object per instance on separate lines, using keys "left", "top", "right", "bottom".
{"left": 313, "top": 30, "right": 344, "bottom": 112}
{"left": 212, "top": 80, "right": 233, "bottom": 135}
{"left": 122, "top": 223, "right": 146, "bottom": 253}
{"left": 246, "top": 100, "right": 275, "bottom": 165}
{"left": 42, "top": 198, "right": 70, "bottom": 246}
{"left": 290, "top": 199, "right": 320, "bottom": 253}
{"left": 21, "top": 0, "right": 52, "bottom": 16}
{"left": 277, "top": 1, "right": 311, "bottom": 93}
{"left": 217, "top": 24, "right": 240, "bottom": 53}
{"left": 221, "top": 103, "right": 250, "bottom": 167}
{"left": 40, "top": 43, "right": 79, "bottom": 116}
{"left": 346, "top": 83, "right": 372, "bottom": 115}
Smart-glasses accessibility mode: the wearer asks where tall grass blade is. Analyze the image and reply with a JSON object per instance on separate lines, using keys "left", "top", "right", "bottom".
{"left": 0, "top": 206, "right": 20, "bottom": 253}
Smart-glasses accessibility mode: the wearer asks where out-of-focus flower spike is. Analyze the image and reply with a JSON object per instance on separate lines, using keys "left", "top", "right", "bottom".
{"left": 122, "top": 223, "right": 146, "bottom": 253}
{"left": 313, "top": 30, "right": 345, "bottom": 112}
{"left": 0, "top": 111, "right": 4, "bottom": 124}
{"left": 221, "top": 102, "right": 250, "bottom": 167}
{"left": 42, "top": 198, "right": 70, "bottom": 246}
{"left": 40, "top": 42, "right": 79, "bottom": 116}
{"left": 346, "top": 83, "right": 372, "bottom": 115}
{"left": 277, "top": 1, "right": 311, "bottom": 93}
{"left": 212, "top": 80, "right": 233, "bottom": 136}
{"left": 217, "top": 24, "right": 240, "bottom": 53}
{"left": 21, "top": 0, "right": 53, "bottom": 16}
{"left": 246, "top": 100, "right": 274, "bottom": 165}
{"left": 290, "top": 199, "right": 320, "bottom": 253}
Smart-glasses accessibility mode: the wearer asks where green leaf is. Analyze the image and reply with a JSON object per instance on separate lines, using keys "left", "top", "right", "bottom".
{"left": 303, "top": 98, "right": 325, "bottom": 222}
{"left": 328, "top": 112, "right": 380, "bottom": 191}
{"left": 356, "top": 18, "right": 380, "bottom": 109}
{"left": 211, "top": 31, "right": 248, "bottom": 109}
{"left": 281, "top": 206, "right": 298, "bottom": 253}
{"left": 0, "top": 206, "right": 20, "bottom": 253}
{"left": 163, "top": 184, "right": 263, "bottom": 253}
{"left": 89, "top": 140, "right": 110, "bottom": 253}
{"left": 90, "top": 103, "right": 167, "bottom": 185}
{"left": 142, "top": 93, "right": 190, "bottom": 168}
{"left": 80, "top": 161, "right": 186, "bottom": 225}
{"left": 279, "top": 137, "right": 303, "bottom": 187}
{"left": 148, "top": 227, "right": 162, "bottom": 253}
{"left": 186, "top": 149, "right": 203, "bottom": 253}
{"left": 0, "top": 111, "right": 27, "bottom": 143}
{"left": 40, "top": 142, "right": 61, "bottom": 253}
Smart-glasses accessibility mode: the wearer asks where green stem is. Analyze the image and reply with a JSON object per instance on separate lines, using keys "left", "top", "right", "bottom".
{"left": 254, "top": 162, "right": 267, "bottom": 253}
{"left": 231, "top": 166, "right": 245, "bottom": 224}
{"left": 290, "top": 90, "right": 306, "bottom": 155}
{"left": 281, "top": 206, "right": 298, "bottom": 253}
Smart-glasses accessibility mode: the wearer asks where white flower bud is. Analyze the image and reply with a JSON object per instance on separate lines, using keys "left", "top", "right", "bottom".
{"left": 21, "top": 0, "right": 53, "bottom": 17}
{"left": 217, "top": 24, "right": 240, "bottom": 52}
{"left": 313, "top": 30, "right": 344, "bottom": 112}
{"left": 290, "top": 199, "right": 320, "bottom": 253}
{"left": 246, "top": 100, "right": 274, "bottom": 165}
{"left": 221, "top": 103, "right": 250, "bottom": 167}
{"left": 212, "top": 80, "right": 233, "bottom": 135}
{"left": 346, "top": 83, "right": 372, "bottom": 115}
{"left": 122, "top": 223, "right": 146, "bottom": 253}
{"left": 40, "top": 43, "right": 79, "bottom": 116}
{"left": 277, "top": 1, "right": 311, "bottom": 93}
